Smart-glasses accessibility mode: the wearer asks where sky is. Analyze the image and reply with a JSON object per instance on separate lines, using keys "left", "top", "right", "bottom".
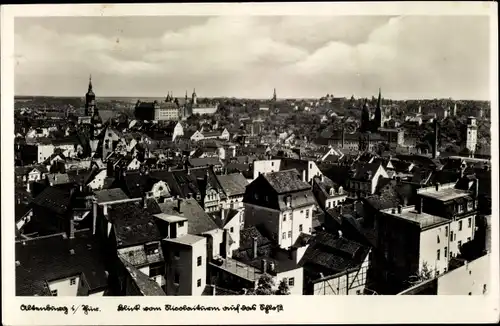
{"left": 14, "top": 15, "right": 490, "bottom": 100}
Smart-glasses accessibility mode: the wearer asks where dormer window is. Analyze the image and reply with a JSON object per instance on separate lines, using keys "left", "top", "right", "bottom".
{"left": 329, "top": 188, "right": 335, "bottom": 196}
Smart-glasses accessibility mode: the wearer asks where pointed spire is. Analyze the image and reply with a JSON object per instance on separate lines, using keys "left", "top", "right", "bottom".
{"left": 88, "top": 74, "right": 93, "bottom": 92}
{"left": 185, "top": 90, "right": 188, "bottom": 99}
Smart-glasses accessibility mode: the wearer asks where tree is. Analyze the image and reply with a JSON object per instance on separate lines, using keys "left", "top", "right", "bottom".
{"left": 275, "top": 279, "right": 291, "bottom": 295}
{"left": 245, "top": 274, "right": 275, "bottom": 295}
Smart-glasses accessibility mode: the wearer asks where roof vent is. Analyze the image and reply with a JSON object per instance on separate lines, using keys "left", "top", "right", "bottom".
{"left": 69, "top": 249, "right": 75, "bottom": 255}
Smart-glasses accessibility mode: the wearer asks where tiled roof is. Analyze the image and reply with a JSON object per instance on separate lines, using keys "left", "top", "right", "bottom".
{"left": 118, "top": 256, "right": 166, "bottom": 296}
{"left": 16, "top": 231, "right": 108, "bottom": 296}
{"left": 47, "top": 173, "right": 71, "bottom": 185}
{"left": 94, "top": 188, "right": 129, "bottom": 204}
{"left": 216, "top": 173, "right": 248, "bottom": 197}
{"left": 351, "top": 162, "right": 382, "bottom": 180}
{"left": 262, "top": 169, "right": 311, "bottom": 194}
{"left": 158, "top": 198, "right": 219, "bottom": 235}
{"left": 299, "top": 231, "right": 370, "bottom": 278}
{"left": 106, "top": 201, "right": 162, "bottom": 248}
{"left": 188, "top": 157, "right": 222, "bottom": 167}
{"left": 30, "top": 186, "right": 73, "bottom": 215}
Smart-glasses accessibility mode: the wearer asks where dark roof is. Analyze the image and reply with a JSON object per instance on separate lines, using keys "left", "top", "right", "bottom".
{"left": 118, "top": 256, "right": 166, "bottom": 296}
{"left": 16, "top": 231, "right": 108, "bottom": 296}
{"left": 299, "top": 231, "right": 370, "bottom": 278}
{"left": 210, "top": 208, "right": 240, "bottom": 228}
{"left": 158, "top": 198, "right": 219, "bottom": 234}
{"left": 30, "top": 186, "right": 73, "bottom": 215}
{"left": 351, "top": 162, "right": 382, "bottom": 180}
{"left": 262, "top": 169, "right": 311, "bottom": 194}
{"left": 94, "top": 188, "right": 129, "bottom": 203}
{"left": 107, "top": 201, "right": 162, "bottom": 248}
{"left": 216, "top": 173, "right": 248, "bottom": 197}
{"left": 188, "top": 157, "right": 222, "bottom": 167}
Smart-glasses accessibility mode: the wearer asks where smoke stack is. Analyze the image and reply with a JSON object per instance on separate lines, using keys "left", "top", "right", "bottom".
{"left": 432, "top": 120, "right": 439, "bottom": 159}
{"left": 417, "top": 197, "right": 423, "bottom": 214}
{"left": 252, "top": 236, "right": 258, "bottom": 259}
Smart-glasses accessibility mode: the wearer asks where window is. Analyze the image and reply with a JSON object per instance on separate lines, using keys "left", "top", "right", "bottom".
{"left": 445, "top": 226, "right": 449, "bottom": 237}
{"left": 467, "top": 237, "right": 471, "bottom": 242}
{"left": 271, "top": 162, "right": 274, "bottom": 167}
{"left": 283, "top": 214, "right": 287, "bottom": 221}
{"left": 288, "top": 231, "right": 292, "bottom": 238}
{"left": 459, "top": 221, "right": 463, "bottom": 231}
{"left": 174, "top": 273, "right": 180, "bottom": 284}
{"left": 305, "top": 210, "right": 309, "bottom": 219}
{"left": 437, "top": 249, "right": 440, "bottom": 260}
{"left": 444, "top": 247, "right": 448, "bottom": 258}
{"left": 51, "top": 290, "right": 58, "bottom": 296}
{"left": 467, "top": 201, "right": 474, "bottom": 211}
{"left": 288, "top": 277, "right": 295, "bottom": 286}
{"left": 197, "top": 256, "right": 202, "bottom": 266}
{"left": 179, "top": 221, "right": 185, "bottom": 227}
{"left": 309, "top": 227, "right": 312, "bottom": 233}
{"left": 197, "top": 279, "right": 202, "bottom": 287}
{"left": 468, "top": 218, "right": 472, "bottom": 228}
{"left": 436, "top": 270, "right": 440, "bottom": 276}
{"left": 327, "top": 202, "right": 331, "bottom": 208}
{"left": 458, "top": 240, "right": 462, "bottom": 248}
{"left": 457, "top": 204, "right": 463, "bottom": 214}
{"left": 230, "top": 227, "right": 234, "bottom": 233}
{"left": 356, "top": 290, "right": 361, "bottom": 295}
{"left": 70, "top": 278, "right": 76, "bottom": 286}
{"left": 299, "top": 224, "right": 303, "bottom": 232}
{"left": 437, "top": 235, "right": 440, "bottom": 244}
{"left": 444, "top": 268, "right": 447, "bottom": 272}
{"left": 450, "top": 231, "right": 454, "bottom": 241}
{"left": 300, "top": 210, "right": 304, "bottom": 214}
{"left": 282, "top": 232, "right": 286, "bottom": 239}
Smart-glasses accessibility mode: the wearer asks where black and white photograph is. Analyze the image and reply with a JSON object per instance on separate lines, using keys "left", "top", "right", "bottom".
{"left": 1, "top": 2, "right": 499, "bottom": 325}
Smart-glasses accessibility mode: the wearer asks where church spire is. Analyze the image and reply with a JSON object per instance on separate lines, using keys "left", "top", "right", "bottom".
{"left": 272, "top": 88, "right": 277, "bottom": 101}
{"left": 88, "top": 74, "right": 93, "bottom": 92}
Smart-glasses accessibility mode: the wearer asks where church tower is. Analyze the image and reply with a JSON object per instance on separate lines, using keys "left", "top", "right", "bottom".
{"left": 361, "top": 99, "right": 370, "bottom": 132}
{"left": 466, "top": 116, "right": 478, "bottom": 155}
{"left": 272, "top": 88, "right": 277, "bottom": 101}
{"left": 85, "top": 75, "right": 96, "bottom": 117}
{"left": 374, "top": 88, "right": 383, "bottom": 129}
{"left": 192, "top": 89, "right": 197, "bottom": 106}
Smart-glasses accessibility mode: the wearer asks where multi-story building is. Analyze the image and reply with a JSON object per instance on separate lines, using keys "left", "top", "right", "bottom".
{"left": 378, "top": 128, "right": 405, "bottom": 147}
{"left": 375, "top": 181, "right": 478, "bottom": 293}
{"left": 312, "top": 175, "right": 347, "bottom": 210}
{"left": 346, "top": 162, "right": 389, "bottom": 198}
{"left": 216, "top": 173, "right": 249, "bottom": 210}
{"left": 252, "top": 158, "right": 323, "bottom": 183}
{"left": 243, "top": 169, "right": 316, "bottom": 249}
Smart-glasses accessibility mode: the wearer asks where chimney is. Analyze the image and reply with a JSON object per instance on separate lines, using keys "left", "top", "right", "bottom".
{"left": 397, "top": 205, "right": 402, "bottom": 214}
{"left": 338, "top": 230, "right": 343, "bottom": 238}
{"left": 341, "top": 127, "right": 345, "bottom": 149}
{"left": 177, "top": 198, "right": 182, "bottom": 213}
{"left": 143, "top": 197, "right": 148, "bottom": 209}
{"left": 435, "top": 182, "right": 440, "bottom": 191}
{"left": 432, "top": 120, "right": 439, "bottom": 159}
{"left": 188, "top": 192, "right": 193, "bottom": 199}
{"left": 261, "top": 259, "right": 267, "bottom": 273}
{"left": 391, "top": 208, "right": 396, "bottom": 214}
{"left": 221, "top": 209, "right": 225, "bottom": 222}
{"left": 69, "top": 218, "right": 76, "bottom": 239}
{"left": 92, "top": 200, "right": 98, "bottom": 235}
{"left": 252, "top": 236, "right": 258, "bottom": 259}
{"left": 302, "top": 170, "right": 306, "bottom": 182}
{"left": 268, "top": 262, "right": 275, "bottom": 273}
{"left": 474, "top": 179, "right": 479, "bottom": 198}
{"left": 417, "top": 197, "right": 423, "bottom": 214}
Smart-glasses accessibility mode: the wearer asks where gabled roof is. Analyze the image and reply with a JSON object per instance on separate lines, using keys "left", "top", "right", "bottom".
{"left": 262, "top": 169, "right": 311, "bottom": 194}
{"left": 210, "top": 208, "right": 240, "bottom": 228}
{"left": 94, "top": 188, "right": 129, "bottom": 204}
{"left": 158, "top": 198, "right": 219, "bottom": 235}
{"left": 216, "top": 173, "right": 248, "bottom": 197}
{"left": 30, "top": 186, "right": 73, "bottom": 215}
{"left": 106, "top": 201, "right": 162, "bottom": 248}
{"left": 16, "top": 231, "right": 108, "bottom": 296}
{"left": 351, "top": 162, "right": 382, "bottom": 181}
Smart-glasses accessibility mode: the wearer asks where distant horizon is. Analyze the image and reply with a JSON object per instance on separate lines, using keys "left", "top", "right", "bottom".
{"left": 14, "top": 94, "right": 491, "bottom": 102}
